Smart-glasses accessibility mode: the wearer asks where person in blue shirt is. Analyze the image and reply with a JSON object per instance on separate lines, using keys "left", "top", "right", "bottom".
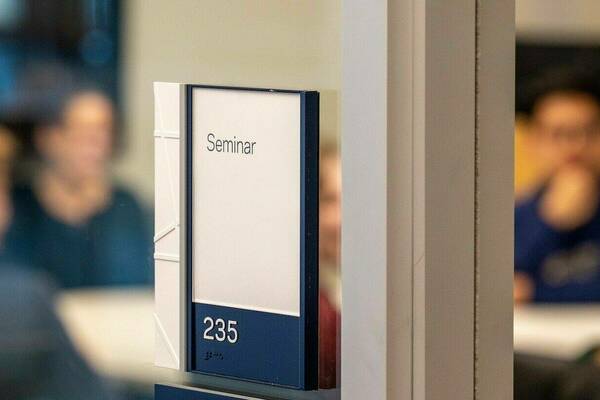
{"left": 516, "top": 67, "right": 600, "bottom": 303}
{"left": 2, "top": 89, "right": 152, "bottom": 288}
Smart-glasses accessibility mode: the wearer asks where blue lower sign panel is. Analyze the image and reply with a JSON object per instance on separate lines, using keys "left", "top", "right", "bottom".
{"left": 185, "top": 86, "right": 319, "bottom": 389}
{"left": 192, "top": 303, "right": 301, "bottom": 386}
{"left": 155, "top": 384, "right": 263, "bottom": 400}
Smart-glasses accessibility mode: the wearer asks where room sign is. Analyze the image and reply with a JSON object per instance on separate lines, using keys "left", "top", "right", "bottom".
{"left": 153, "top": 83, "right": 320, "bottom": 391}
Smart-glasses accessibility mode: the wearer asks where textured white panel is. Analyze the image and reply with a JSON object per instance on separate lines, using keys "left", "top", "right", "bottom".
{"left": 155, "top": 82, "right": 181, "bottom": 135}
{"left": 154, "top": 82, "right": 183, "bottom": 370}
{"left": 154, "top": 137, "right": 180, "bottom": 257}
{"left": 155, "top": 259, "right": 180, "bottom": 369}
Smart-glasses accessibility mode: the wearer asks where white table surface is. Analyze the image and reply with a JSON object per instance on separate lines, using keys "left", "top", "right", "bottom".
{"left": 514, "top": 304, "right": 600, "bottom": 360}
{"left": 55, "top": 287, "right": 178, "bottom": 384}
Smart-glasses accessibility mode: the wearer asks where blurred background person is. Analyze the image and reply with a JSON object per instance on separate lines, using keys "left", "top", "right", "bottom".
{"left": 319, "top": 142, "right": 341, "bottom": 389}
{"left": 2, "top": 89, "right": 151, "bottom": 288}
{"left": 514, "top": 66, "right": 600, "bottom": 303}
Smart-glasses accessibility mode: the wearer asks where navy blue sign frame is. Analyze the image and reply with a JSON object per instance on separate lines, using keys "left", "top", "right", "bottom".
{"left": 185, "top": 85, "right": 319, "bottom": 390}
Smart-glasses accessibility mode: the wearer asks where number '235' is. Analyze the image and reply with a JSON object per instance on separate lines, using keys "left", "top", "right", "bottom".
{"left": 203, "top": 317, "right": 238, "bottom": 344}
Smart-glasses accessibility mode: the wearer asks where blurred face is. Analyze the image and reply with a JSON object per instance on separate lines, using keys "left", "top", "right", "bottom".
{"left": 320, "top": 153, "right": 341, "bottom": 266}
{"left": 532, "top": 91, "right": 600, "bottom": 174}
{"left": 40, "top": 92, "right": 114, "bottom": 181}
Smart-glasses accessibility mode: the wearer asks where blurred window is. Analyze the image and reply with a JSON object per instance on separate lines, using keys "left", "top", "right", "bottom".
{"left": 0, "top": 0, "right": 121, "bottom": 126}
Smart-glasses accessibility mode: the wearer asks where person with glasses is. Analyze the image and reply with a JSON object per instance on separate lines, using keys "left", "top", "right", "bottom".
{"left": 515, "top": 66, "right": 600, "bottom": 303}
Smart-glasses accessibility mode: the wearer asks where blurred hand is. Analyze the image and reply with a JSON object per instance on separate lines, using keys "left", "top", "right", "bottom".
{"left": 540, "top": 164, "right": 599, "bottom": 230}
{"left": 514, "top": 272, "right": 534, "bottom": 304}
{"left": 0, "top": 127, "right": 17, "bottom": 241}
{"left": 0, "top": 181, "right": 13, "bottom": 243}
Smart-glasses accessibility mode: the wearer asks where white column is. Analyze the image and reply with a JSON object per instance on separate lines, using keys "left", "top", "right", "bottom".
{"left": 342, "top": 1, "right": 514, "bottom": 399}
{"left": 341, "top": 1, "right": 389, "bottom": 399}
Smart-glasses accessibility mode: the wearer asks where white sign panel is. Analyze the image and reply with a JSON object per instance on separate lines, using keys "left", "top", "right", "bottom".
{"left": 192, "top": 88, "right": 301, "bottom": 316}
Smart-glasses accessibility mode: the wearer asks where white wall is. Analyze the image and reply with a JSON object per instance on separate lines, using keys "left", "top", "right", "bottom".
{"left": 116, "top": 0, "right": 341, "bottom": 204}
{"left": 517, "top": 0, "right": 600, "bottom": 43}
